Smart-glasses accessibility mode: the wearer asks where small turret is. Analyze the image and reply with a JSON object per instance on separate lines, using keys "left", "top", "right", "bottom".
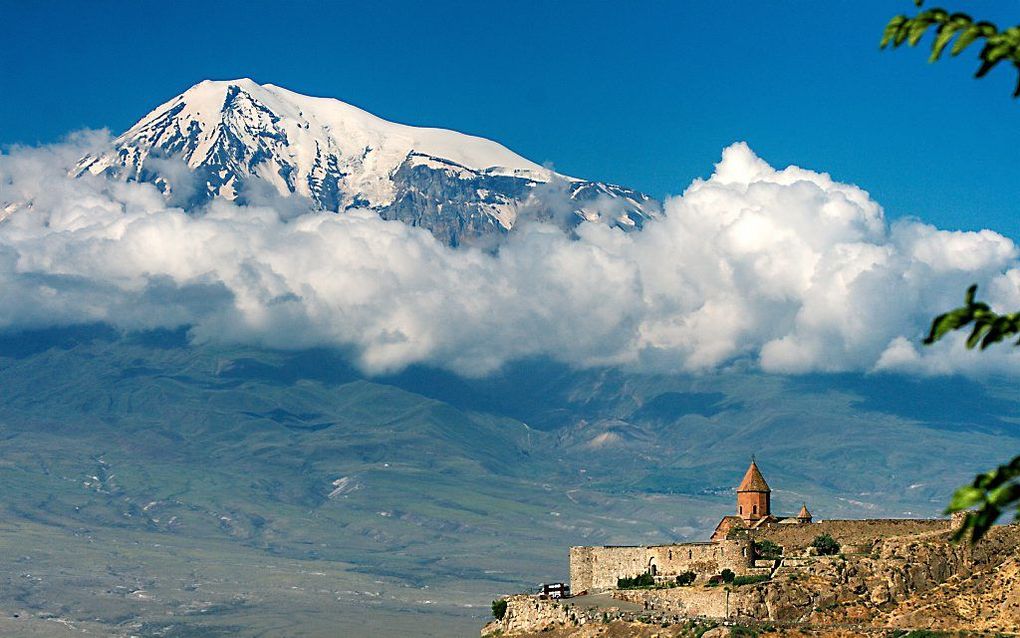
{"left": 797, "top": 503, "right": 812, "bottom": 524}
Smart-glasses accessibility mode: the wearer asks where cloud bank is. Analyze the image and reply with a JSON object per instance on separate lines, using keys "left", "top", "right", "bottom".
{"left": 1, "top": 135, "right": 1019, "bottom": 377}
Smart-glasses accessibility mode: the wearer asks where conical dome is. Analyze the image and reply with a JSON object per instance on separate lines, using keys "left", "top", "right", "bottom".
{"left": 737, "top": 460, "right": 770, "bottom": 493}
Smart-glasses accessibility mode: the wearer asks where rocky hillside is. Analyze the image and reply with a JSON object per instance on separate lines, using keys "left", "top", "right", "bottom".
{"left": 479, "top": 622, "right": 916, "bottom": 638}
{"left": 483, "top": 523, "right": 1020, "bottom": 637}
{"left": 883, "top": 529, "right": 1020, "bottom": 631}
{"left": 740, "top": 524, "right": 1020, "bottom": 631}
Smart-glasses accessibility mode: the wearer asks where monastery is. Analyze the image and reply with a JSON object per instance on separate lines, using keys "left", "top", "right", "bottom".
{"left": 569, "top": 459, "right": 942, "bottom": 593}
{"left": 709, "top": 458, "right": 811, "bottom": 541}
{"left": 488, "top": 462, "right": 1019, "bottom": 635}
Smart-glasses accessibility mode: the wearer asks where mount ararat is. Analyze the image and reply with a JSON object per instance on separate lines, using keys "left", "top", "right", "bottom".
{"left": 76, "top": 79, "right": 659, "bottom": 246}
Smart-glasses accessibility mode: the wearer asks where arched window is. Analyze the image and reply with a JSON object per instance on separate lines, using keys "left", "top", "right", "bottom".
{"left": 739, "top": 505, "right": 743, "bottom": 515}
{"left": 752, "top": 505, "right": 758, "bottom": 515}
{"left": 668, "top": 550, "right": 672, "bottom": 560}
{"left": 688, "top": 549, "right": 692, "bottom": 559}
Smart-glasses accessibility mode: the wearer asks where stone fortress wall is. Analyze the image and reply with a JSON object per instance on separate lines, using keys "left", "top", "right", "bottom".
{"left": 569, "top": 462, "right": 957, "bottom": 596}
{"left": 569, "top": 518, "right": 953, "bottom": 594}
{"left": 753, "top": 518, "right": 949, "bottom": 552}
{"left": 570, "top": 538, "right": 753, "bottom": 593}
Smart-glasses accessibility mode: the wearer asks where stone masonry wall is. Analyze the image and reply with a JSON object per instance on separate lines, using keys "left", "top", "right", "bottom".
{"left": 570, "top": 539, "right": 752, "bottom": 593}
{"left": 753, "top": 519, "right": 949, "bottom": 553}
{"left": 483, "top": 591, "right": 732, "bottom": 636}
{"left": 483, "top": 595, "right": 575, "bottom": 636}
{"left": 613, "top": 586, "right": 733, "bottom": 617}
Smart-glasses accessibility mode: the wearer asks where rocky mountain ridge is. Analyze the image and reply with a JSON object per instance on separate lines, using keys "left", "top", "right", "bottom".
{"left": 76, "top": 79, "right": 660, "bottom": 245}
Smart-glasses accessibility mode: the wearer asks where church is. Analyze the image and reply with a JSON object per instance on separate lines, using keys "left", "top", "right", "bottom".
{"left": 569, "top": 459, "right": 814, "bottom": 593}
{"left": 710, "top": 459, "right": 812, "bottom": 541}
{"left": 569, "top": 459, "right": 958, "bottom": 595}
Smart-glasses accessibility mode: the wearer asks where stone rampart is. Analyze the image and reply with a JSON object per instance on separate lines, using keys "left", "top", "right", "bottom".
{"left": 753, "top": 519, "right": 950, "bottom": 553}
{"left": 570, "top": 539, "right": 752, "bottom": 593}
{"left": 612, "top": 586, "right": 732, "bottom": 617}
{"left": 483, "top": 595, "right": 575, "bottom": 635}
{"left": 482, "top": 592, "right": 733, "bottom": 637}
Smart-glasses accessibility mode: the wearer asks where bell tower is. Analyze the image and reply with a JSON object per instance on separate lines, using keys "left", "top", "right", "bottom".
{"left": 736, "top": 458, "right": 771, "bottom": 523}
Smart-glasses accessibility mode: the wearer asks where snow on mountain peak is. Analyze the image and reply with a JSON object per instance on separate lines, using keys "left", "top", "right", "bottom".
{"left": 76, "top": 79, "right": 658, "bottom": 245}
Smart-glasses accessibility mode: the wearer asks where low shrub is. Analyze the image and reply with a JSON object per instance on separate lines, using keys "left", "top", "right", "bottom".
{"left": 754, "top": 539, "right": 783, "bottom": 560}
{"left": 691, "top": 621, "right": 719, "bottom": 638}
{"left": 811, "top": 533, "right": 841, "bottom": 556}
{"left": 731, "top": 574, "right": 770, "bottom": 586}
{"left": 491, "top": 599, "right": 508, "bottom": 620}
{"left": 617, "top": 572, "right": 655, "bottom": 589}
{"left": 675, "top": 571, "right": 696, "bottom": 586}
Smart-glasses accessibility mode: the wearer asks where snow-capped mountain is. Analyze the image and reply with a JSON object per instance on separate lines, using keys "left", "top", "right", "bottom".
{"left": 76, "top": 79, "right": 659, "bottom": 245}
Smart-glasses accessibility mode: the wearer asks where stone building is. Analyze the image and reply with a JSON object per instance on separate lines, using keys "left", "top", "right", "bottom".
{"left": 569, "top": 538, "right": 754, "bottom": 593}
{"left": 569, "top": 459, "right": 811, "bottom": 593}
{"left": 709, "top": 459, "right": 812, "bottom": 540}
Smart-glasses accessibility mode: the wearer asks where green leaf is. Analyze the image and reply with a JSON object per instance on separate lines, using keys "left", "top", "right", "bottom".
{"left": 978, "top": 21, "right": 998, "bottom": 38}
{"left": 882, "top": 16, "right": 908, "bottom": 48}
{"left": 931, "top": 23, "right": 962, "bottom": 61}
{"left": 964, "top": 284, "right": 978, "bottom": 305}
{"left": 987, "top": 483, "right": 1020, "bottom": 507}
{"left": 952, "top": 24, "right": 985, "bottom": 55}
{"left": 947, "top": 485, "right": 985, "bottom": 511}
{"left": 975, "top": 59, "right": 997, "bottom": 78}
{"left": 966, "top": 322, "right": 991, "bottom": 349}
{"left": 924, "top": 308, "right": 971, "bottom": 344}
{"left": 894, "top": 22, "right": 912, "bottom": 46}
{"left": 949, "top": 13, "right": 972, "bottom": 29}
{"left": 908, "top": 19, "right": 933, "bottom": 46}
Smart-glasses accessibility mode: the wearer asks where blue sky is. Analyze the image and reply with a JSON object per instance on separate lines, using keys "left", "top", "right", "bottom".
{"left": 3, "top": 0, "right": 1018, "bottom": 237}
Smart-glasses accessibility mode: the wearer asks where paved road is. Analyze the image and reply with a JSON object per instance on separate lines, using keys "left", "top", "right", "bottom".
{"left": 563, "top": 592, "right": 644, "bottom": 612}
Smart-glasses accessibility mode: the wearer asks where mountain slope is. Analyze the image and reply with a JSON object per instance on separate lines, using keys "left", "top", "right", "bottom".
{"left": 0, "top": 328, "right": 1016, "bottom": 635}
{"left": 77, "top": 79, "right": 659, "bottom": 245}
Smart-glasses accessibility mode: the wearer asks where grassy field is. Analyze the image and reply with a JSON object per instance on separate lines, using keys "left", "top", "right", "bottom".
{"left": 0, "top": 518, "right": 481, "bottom": 637}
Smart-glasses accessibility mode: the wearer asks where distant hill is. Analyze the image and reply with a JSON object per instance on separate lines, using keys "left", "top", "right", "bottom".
{"left": 0, "top": 327, "right": 1015, "bottom": 634}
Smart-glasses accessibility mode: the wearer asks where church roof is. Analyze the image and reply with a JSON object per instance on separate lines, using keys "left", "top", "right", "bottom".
{"left": 716, "top": 515, "right": 744, "bottom": 527}
{"left": 798, "top": 503, "right": 812, "bottom": 518}
{"left": 750, "top": 515, "right": 778, "bottom": 529}
{"left": 737, "top": 460, "right": 770, "bottom": 492}
{"left": 711, "top": 515, "right": 746, "bottom": 540}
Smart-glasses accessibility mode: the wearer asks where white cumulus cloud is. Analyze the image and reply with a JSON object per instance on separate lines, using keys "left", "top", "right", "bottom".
{"left": 1, "top": 136, "right": 1019, "bottom": 377}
